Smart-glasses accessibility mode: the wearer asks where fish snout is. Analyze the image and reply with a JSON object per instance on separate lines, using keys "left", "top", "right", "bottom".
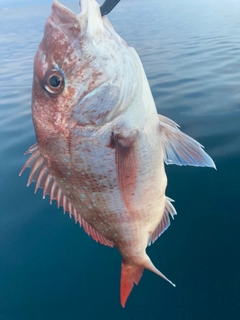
{"left": 50, "top": 1, "right": 81, "bottom": 41}
{"left": 51, "top": 1, "right": 77, "bottom": 25}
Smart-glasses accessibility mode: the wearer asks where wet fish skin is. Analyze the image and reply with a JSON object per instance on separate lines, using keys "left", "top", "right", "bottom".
{"left": 20, "top": 0, "right": 215, "bottom": 307}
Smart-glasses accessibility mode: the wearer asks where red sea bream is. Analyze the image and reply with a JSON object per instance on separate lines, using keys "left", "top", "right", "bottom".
{"left": 20, "top": 0, "right": 215, "bottom": 307}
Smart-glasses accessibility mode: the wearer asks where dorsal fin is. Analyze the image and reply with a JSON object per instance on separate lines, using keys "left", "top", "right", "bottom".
{"left": 20, "top": 143, "right": 114, "bottom": 248}
{"left": 148, "top": 197, "right": 177, "bottom": 245}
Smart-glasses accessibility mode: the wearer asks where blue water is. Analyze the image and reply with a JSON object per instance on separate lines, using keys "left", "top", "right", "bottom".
{"left": 0, "top": 0, "right": 240, "bottom": 319}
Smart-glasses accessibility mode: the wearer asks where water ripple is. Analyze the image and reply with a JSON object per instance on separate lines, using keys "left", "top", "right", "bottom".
{"left": 0, "top": 1, "right": 240, "bottom": 318}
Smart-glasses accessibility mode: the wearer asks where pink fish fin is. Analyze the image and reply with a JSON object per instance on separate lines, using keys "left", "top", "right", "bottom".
{"left": 143, "top": 256, "right": 176, "bottom": 288}
{"left": 112, "top": 128, "right": 139, "bottom": 210}
{"left": 54, "top": 190, "right": 114, "bottom": 247}
{"left": 148, "top": 197, "right": 177, "bottom": 246}
{"left": 120, "top": 262, "right": 144, "bottom": 308}
{"left": 77, "top": 213, "right": 114, "bottom": 247}
{"left": 120, "top": 255, "right": 176, "bottom": 307}
{"left": 20, "top": 143, "right": 47, "bottom": 187}
{"left": 158, "top": 114, "right": 216, "bottom": 168}
{"left": 20, "top": 144, "right": 114, "bottom": 248}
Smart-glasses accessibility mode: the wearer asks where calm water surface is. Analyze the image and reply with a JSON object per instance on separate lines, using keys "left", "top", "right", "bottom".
{"left": 0, "top": 0, "right": 240, "bottom": 319}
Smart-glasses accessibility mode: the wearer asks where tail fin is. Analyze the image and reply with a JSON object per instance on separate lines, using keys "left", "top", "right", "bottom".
{"left": 120, "top": 263, "right": 144, "bottom": 308}
{"left": 120, "top": 256, "right": 175, "bottom": 307}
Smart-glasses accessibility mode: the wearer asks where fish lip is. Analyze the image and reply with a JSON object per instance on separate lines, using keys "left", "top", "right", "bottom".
{"left": 46, "top": 0, "right": 82, "bottom": 43}
{"left": 50, "top": 0, "right": 79, "bottom": 28}
{"left": 52, "top": 0, "right": 77, "bottom": 18}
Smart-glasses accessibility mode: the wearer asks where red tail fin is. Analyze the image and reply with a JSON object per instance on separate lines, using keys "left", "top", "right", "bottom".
{"left": 120, "top": 263, "right": 144, "bottom": 308}
{"left": 120, "top": 256, "right": 176, "bottom": 307}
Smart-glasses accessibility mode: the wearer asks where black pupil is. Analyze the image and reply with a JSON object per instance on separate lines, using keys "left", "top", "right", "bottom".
{"left": 49, "top": 75, "right": 61, "bottom": 88}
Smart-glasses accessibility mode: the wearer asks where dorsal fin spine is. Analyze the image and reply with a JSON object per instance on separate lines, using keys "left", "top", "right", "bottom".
{"left": 34, "top": 166, "right": 48, "bottom": 193}
{"left": 43, "top": 174, "right": 53, "bottom": 199}
{"left": 56, "top": 188, "right": 62, "bottom": 208}
{"left": 27, "top": 157, "right": 43, "bottom": 186}
{"left": 63, "top": 195, "right": 67, "bottom": 213}
{"left": 20, "top": 143, "right": 114, "bottom": 248}
{"left": 19, "top": 148, "right": 40, "bottom": 176}
{"left": 50, "top": 181, "right": 58, "bottom": 204}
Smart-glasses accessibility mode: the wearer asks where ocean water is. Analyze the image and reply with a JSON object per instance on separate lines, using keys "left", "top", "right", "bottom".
{"left": 0, "top": 0, "right": 240, "bottom": 319}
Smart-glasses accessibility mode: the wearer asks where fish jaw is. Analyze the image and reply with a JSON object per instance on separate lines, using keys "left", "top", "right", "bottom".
{"left": 31, "top": 0, "right": 138, "bottom": 134}
{"left": 51, "top": 1, "right": 80, "bottom": 38}
{"left": 31, "top": 1, "right": 106, "bottom": 148}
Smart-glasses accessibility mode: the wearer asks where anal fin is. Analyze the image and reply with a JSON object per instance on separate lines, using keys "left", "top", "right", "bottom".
{"left": 149, "top": 197, "right": 177, "bottom": 245}
{"left": 158, "top": 114, "right": 216, "bottom": 168}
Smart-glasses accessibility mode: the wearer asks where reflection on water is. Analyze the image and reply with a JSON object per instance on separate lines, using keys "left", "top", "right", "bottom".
{"left": 0, "top": 0, "right": 239, "bottom": 319}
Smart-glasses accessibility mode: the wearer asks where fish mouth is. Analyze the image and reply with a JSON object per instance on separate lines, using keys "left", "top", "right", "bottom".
{"left": 50, "top": 1, "right": 80, "bottom": 31}
{"left": 46, "top": 1, "right": 86, "bottom": 46}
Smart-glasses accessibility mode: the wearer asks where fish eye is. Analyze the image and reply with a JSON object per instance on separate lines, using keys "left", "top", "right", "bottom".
{"left": 44, "top": 69, "right": 64, "bottom": 95}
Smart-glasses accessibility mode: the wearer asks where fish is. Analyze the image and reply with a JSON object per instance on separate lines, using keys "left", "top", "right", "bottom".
{"left": 20, "top": 0, "right": 215, "bottom": 307}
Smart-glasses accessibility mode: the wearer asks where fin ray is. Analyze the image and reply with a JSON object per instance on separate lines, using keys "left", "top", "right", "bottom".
{"left": 20, "top": 143, "right": 114, "bottom": 248}
{"left": 149, "top": 197, "right": 177, "bottom": 245}
{"left": 34, "top": 166, "right": 48, "bottom": 193}
{"left": 120, "top": 255, "right": 175, "bottom": 307}
{"left": 159, "top": 114, "right": 216, "bottom": 168}
{"left": 120, "top": 262, "right": 144, "bottom": 308}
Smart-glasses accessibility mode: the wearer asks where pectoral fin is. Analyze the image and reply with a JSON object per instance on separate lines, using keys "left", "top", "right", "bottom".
{"left": 112, "top": 128, "right": 139, "bottom": 210}
{"left": 158, "top": 114, "right": 216, "bottom": 168}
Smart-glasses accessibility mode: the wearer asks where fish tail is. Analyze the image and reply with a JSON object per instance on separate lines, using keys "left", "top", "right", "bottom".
{"left": 120, "top": 255, "right": 175, "bottom": 307}
{"left": 120, "top": 262, "right": 144, "bottom": 308}
{"left": 143, "top": 255, "right": 176, "bottom": 288}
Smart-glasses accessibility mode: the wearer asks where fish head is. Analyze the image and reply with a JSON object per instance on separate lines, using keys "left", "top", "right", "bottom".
{"left": 32, "top": 0, "right": 137, "bottom": 147}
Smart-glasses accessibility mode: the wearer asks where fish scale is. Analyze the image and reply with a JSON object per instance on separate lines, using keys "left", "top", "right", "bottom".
{"left": 20, "top": 0, "right": 215, "bottom": 307}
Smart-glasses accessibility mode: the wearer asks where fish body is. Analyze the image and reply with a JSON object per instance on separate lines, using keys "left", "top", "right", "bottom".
{"left": 20, "top": 0, "right": 215, "bottom": 307}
